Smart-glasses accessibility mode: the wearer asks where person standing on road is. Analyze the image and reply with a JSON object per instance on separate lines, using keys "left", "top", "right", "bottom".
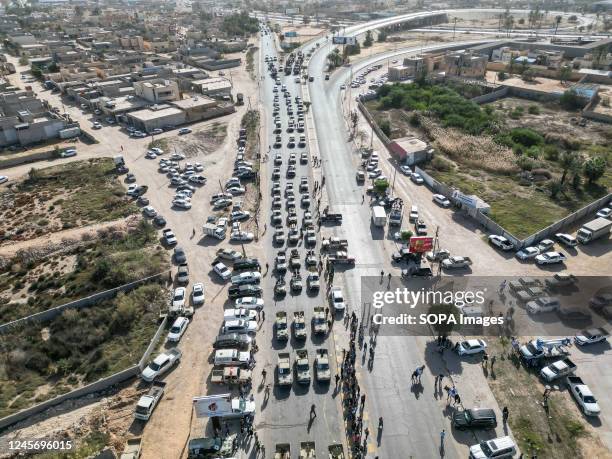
{"left": 440, "top": 429, "right": 446, "bottom": 450}
{"left": 502, "top": 406, "right": 509, "bottom": 424}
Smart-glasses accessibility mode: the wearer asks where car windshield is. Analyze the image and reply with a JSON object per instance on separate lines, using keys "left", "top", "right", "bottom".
{"left": 583, "top": 395, "right": 597, "bottom": 404}
{"left": 479, "top": 441, "right": 493, "bottom": 456}
{"left": 135, "top": 404, "right": 150, "bottom": 414}
{"left": 170, "top": 326, "right": 181, "bottom": 333}
{"left": 149, "top": 362, "right": 161, "bottom": 371}
{"left": 174, "top": 291, "right": 184, "bottom": 300}
{"left": 464, "top": 411, "right": 473, "bottom": 422}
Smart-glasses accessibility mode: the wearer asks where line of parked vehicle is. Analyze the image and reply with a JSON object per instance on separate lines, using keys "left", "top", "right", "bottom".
{"left": 266, "top": 51, "right": 338, "bottom": 395}
{"left": 490, "top": 206, "right": 611, "bottom": 267}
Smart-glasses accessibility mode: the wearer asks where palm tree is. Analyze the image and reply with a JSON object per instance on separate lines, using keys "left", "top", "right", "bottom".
{"left": 559, "top": 152, "right": 582, "bottom": 185}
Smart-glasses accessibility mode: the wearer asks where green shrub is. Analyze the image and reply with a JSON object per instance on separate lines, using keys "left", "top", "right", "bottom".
{"left": 376, "top": 82, "right": 495, "bottom": 135}
{"left": 528, "top": 105, "right": 540, "bottom": 115}
{"left": 543, "top": 145, "right": 559, "bottom": 161}
{"left": 378, "top": 120, "right": 391, "bottom": 137}
{"left": 431, "top": 156, "right": 452, "bottom": 172}
{"left": 517, "top": 156, "right": 535, "bottom": 171}
{"left": 509, "top": 128, "right": 544, "bottom": 147}
{"left": 560, "top": 89, "right": 587, "bottom": 110}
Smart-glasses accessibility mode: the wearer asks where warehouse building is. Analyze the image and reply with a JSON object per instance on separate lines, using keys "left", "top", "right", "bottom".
{"left": 127, "top": 104, "right": 185, "bottom": 132}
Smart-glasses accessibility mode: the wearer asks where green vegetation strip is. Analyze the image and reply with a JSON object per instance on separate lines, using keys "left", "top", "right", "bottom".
{"left": 487, "top": 339, "right": 589, "bottom": 458}
{"left": 0, "top": 221, "right": 169, "bottom": 323}
{"left": 1, "top": 158, "right": 137, "bottom": 241}
{"left": 370, "top": 82, "right": 610, "bottom": 238}
{"left": 0, "top": 283, "right": 165, "bottom": 418}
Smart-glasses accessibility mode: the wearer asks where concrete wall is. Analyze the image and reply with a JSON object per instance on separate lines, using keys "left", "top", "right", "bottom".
{"left": 0, "top": 367, "right": 140, "bottom": 431}
{"left": 0, "top": 150, "right": 55, "bottom": 168}
{"left": 521, "top": 193, "right": 612, "bottom": 247}
{"left": 198, "top": 58, "right": 241, "bottom": 71}
{"left": 0, "top": 315, "right": 169, "bottom": 431}
{"left": 582, "top": 108, "right": 612, "bottom": 123}
{"left": 138, "top": 316, "right": 168, "bottom": 370}
{"left": 0, "top": 271, "right": 169, "bottom": 333}
{"left": 471, "top": 86, "right": 509, "bottom": 104}
{"left": 357, "top": 101, "right": 390, "bottom": 145}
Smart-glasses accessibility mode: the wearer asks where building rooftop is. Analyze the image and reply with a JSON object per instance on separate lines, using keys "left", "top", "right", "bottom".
{"left": 171, "top": 96, "right": 216, "bottom": 110}
{"left": 392, "top": 136, "right": 428, "bottom": 153}
{"left": 129, "top": 105, "right": 183, "bottom": 121}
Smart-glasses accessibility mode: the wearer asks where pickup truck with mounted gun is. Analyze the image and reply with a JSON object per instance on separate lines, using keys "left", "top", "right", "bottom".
{"left": 328, "top": 251, "right": 356, "bottom": 265}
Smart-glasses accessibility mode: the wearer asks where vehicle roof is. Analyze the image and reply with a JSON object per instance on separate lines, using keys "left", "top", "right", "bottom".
{"left": 486, "top": 436, "right": 515, "bottom": 450}
{"left": 467, "top": 408, "right": 496, "bottom": 418}
{"left": 216, "top": 349, "right": 238, "bottom": 357}
{"left": 153, "top": 353, "right": 170, "bottom": 365}
{"left": 171, "top": 316, "right": 188, "bottom": 326}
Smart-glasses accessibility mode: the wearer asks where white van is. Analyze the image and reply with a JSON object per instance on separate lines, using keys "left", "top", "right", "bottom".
{"left": 469, "top": 436, "right": 517, "bottom": 459}
{"left": 213, "top": 348, "right": 251, "bottom": 367}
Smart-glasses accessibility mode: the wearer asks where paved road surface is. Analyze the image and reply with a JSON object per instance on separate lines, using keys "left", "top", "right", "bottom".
{"left": 253, "top": 31, "right": 346, "bottom": 458}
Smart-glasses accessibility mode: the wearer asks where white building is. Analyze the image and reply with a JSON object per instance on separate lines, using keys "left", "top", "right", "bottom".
{"left": 133, "top": 79, "right": 179, "bottom": 103}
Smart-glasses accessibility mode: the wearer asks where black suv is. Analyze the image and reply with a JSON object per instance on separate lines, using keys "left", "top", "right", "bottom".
{"left": 452, "top": 408, "right": 497, "bottom": 430}
{"left": 213, "top": 333, "right": 251, "bottom": 350}
{"left": 228, "top": 284, "right": 262, "bottom": 299}
{"left": 233, "top": 258, "right": 261, "bottom": 272}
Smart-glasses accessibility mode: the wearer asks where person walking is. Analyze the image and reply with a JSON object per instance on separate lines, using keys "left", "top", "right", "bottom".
{"left": 440, "top": 429, "right": 446, "bottom": 450}
{"left": 454, "top": 393, "right": 461, "bottom": 406}
{"left": 310, "top": 404, "right": 317, "bottom": 419}
{"left": 335, "top": 374, "right": 340, "bottom": 386}
{"left": 502, "top": 406, "right": 509, "bottom": 424}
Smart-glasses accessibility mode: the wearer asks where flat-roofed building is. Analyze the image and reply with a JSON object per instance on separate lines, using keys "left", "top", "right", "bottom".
{"left": 127, "top": 104, "right": 186, "bottom": 132}
{"left": 190, "top": 77, "right": 232, "bottom": 97}
{"left": 133, "top": 79, "right": 179, "bottom": 103}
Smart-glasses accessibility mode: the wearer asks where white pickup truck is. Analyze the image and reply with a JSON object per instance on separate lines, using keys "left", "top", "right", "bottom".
{"left": 134, "top": 382, "right": 165, "bottom": 421}
{"left": 540, "top": 357, "right": 576, "bottom": 382}
{"left": 567, "top": 376, "right": 601, "bottom": 416}
{"left": 141, "top": 349, "right": 182, "bottom": 382}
